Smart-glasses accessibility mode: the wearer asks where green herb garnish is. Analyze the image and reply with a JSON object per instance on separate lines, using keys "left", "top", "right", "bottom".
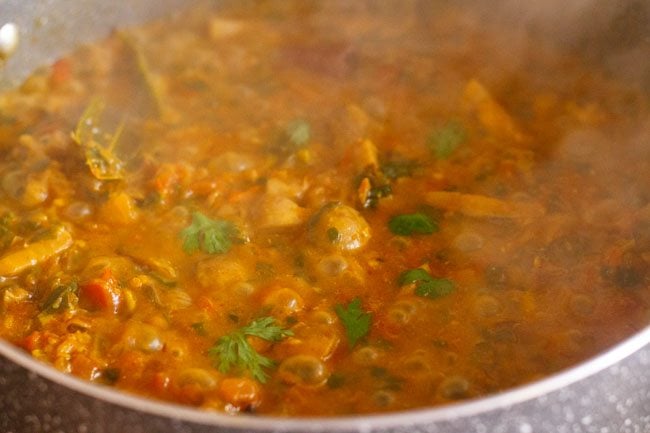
{"left": 398, "top": 268, "right": 433, "bottom": 286}
{"left": 427, "top": 121, "right": 467, "bottom": 159}
{"left": 414, "top": 278, "right": 455, "bottom": 299}
{"left": 334, "top": 298, "right": 372, "bottom": 348}
{"left": 398, "top": 268, "right": 455, "bottom": 299}
{"left": 180, "top": 211, "right": 238, "bottom": 255}
{"left": 208, "top": 316, "right": 293, "bottom": 383}
{"left": 388, "top": 212, "right": 438, "bottom": 236}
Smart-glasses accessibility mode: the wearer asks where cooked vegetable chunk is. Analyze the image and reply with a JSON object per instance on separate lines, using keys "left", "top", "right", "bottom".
{"left": 310, "top": 204, "right": 371, "bottom": 251}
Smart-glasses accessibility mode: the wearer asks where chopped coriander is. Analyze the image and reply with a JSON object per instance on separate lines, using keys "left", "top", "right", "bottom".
{"left": 335, "top": 298, "right": 372, "bottom": 348}
{"left": 427, "top": 120, "right": 467, "bottom": 159}
{"left": 388, "top": 212, "right": 438, "bottom": 236}
{"left": 180, "top": 211, "right": 238, "bottom": 255}
{"left": 414, "top": 278, "right": 455, "bottom": 299}
{"left": 398, "top": 268, "right": 455, "bottom": 299}
{"left": 208, "top": 316, "right": 293, "bottom": 383}
{"left": 398, "top": 268, "right": 433, "bottom": 286}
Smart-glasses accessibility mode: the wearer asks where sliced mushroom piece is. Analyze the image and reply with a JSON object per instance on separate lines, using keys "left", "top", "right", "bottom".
{"left": 309, "top": 203, "right": 371, "bottom": 251}
{"left": 255, "top": 195, "right": 307, "bottom": 229}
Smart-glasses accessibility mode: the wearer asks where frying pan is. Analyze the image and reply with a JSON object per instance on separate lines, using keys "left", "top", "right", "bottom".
{"left": 1, "top": 0, "right": 649, "bottom": 431}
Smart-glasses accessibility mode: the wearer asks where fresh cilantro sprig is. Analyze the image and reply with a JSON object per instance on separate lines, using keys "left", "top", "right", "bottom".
{"left": 208, "top": 316, "right": 293, "bottom": 383}
{"left": 180, "top": 211, "right": 238, "bottom": 255}
{"left": 398, "top": 268, "right": 455, "bottom": 299}
{"left": 335, "top": 298, "right": 372, "bottom": 348}
{"left": 388, "top": 212, "right": 438, "bottom": 236}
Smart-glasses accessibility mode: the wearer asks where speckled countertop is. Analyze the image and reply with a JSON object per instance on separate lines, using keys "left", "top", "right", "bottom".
{"left": 1, "top": 343, "right": 649, "bottom": 433}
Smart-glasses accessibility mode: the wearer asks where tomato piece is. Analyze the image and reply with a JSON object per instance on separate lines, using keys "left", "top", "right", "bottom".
{"left": 80, "top": 272, "right": 121, "bottom": 313}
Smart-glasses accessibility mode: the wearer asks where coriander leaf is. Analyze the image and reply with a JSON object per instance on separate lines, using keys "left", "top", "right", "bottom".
{"left": 240, "top": 316, "right": 293, "bottom": 341}
{"left": 427, "top": 121, "right": 467, "bottom": 159}
{"left": 414, "top": 278, "right": 455, "bottom": 299}
{"left": 335, "top": 298, "right": 372, "bottom": 348}
{"left": 388, "top": 212, "right": 438, "bottom": 236}
{"left": 208, "top": 316, "right": 293, "bottom": 383}
{"left": 398, "top": 268, "right": 455, "bottom": 300}
{"left": 180, "top": 212, "right": 238, "bottom": 255}
{"left": 398, "top": 268, "right": 433, "bottom": 286}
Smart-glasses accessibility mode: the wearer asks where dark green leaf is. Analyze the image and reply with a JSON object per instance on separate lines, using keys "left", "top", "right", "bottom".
{"left": 414, "top": 278, "right": 455, "bottom": 299}
{"left": 180, "top": 212, "right": 238, "bottom": 255}
{"left": 428, "top": 121, "right": 467, "bottom": 159}
{"left": 334, "top": 298, "right": 372, "bottom": 348}
{"left": 398, "top": 268, "right": 455, "bottom": 299}
{"left": 388, "top": 212, "right": 438, "bottom": 236}
{"left": 397, "top": 268, "right": 433, "bottom": 286}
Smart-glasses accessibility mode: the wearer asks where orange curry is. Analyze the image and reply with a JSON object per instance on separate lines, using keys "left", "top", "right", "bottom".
{"left": 0, "top": 0, "right": 649, "bottom": 416}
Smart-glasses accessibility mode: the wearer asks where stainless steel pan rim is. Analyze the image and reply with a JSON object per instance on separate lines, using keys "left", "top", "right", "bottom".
{"left": 1, "top": 325, "right": 649, "bottom": 431}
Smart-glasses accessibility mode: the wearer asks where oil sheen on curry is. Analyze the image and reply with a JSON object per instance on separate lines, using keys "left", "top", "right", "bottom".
{"left": 0, "top": 0, "right": 648, "bottom": 416}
